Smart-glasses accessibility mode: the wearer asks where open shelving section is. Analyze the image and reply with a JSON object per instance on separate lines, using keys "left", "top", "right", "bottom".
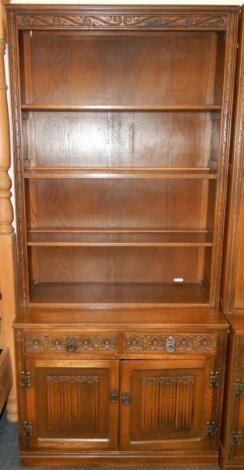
{"left": 15, "top": 24, "right": 233, "bottom": 308}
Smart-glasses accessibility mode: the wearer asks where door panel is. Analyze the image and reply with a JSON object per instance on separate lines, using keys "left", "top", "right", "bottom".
{"left": 120, "top": 358, "right": 215, "bottom": 450}
{"left": 25, "top": 359, "right": 119, "bottom": 450}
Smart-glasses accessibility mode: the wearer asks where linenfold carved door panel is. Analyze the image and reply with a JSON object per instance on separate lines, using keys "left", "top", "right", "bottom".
{"left": 24, "top": 359, "right": 119, "bottom": 450}
{"left": 120, "top": 358, "right": 215, "bottom": 450}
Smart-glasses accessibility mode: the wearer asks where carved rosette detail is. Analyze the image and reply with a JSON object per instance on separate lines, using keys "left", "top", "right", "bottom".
{"left": 24, "top": 334, "right": 117, "bottom": 353}
{"left": 124, "top": 334, "right": 217, "bottom": 353}
{"left": 16, "top": 14, "right": 227, "bottom": 29}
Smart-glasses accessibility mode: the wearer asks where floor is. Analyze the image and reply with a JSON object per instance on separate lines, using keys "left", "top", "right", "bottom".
{"left": 0, "top": 409, "right": 220, "bottom": 470}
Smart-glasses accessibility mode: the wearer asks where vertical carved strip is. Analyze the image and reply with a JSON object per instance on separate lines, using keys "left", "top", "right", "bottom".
{"left": 8, "top": 10, "right": 29, "bottom": 303}
{"left": 210, "top": 12, "right": 239, "bottom": 305}
{"left": 0, "top": 1, "right": 17, "bottom": 422}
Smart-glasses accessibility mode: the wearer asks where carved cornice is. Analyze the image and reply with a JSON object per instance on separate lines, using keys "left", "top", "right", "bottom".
{"left": 16, "top": 13, "right": 227, "bottom": 30}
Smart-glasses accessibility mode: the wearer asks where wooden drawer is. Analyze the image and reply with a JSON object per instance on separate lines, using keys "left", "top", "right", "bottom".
{"left": 23, "top": 331, "right": 119, "bottom": 355}
{"left": 122, "top": 332, "right": 217, "bottom": 354}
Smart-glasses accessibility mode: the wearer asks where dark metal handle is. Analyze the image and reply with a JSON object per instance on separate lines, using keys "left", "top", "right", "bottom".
{"left": 110, "top": 388, "right": 119, "bottom": 402}
{"left": 165, "top": 336, "right": 176, "bottom": 353}
{"left": 66, "top": 336, "right": 77, "bottom": 352}
{"left": 121, "top": 392, "right": 131, "bottom": 405}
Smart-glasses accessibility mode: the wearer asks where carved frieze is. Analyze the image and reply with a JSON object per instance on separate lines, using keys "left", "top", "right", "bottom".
{"left": 25, "top": 333, "right": 118, "bottom": 353}
{"left": 16, "top": 13, "right": 227, "bottom": 30}
{"left": 124, "top": 333, "right": 217, "bottom": 353}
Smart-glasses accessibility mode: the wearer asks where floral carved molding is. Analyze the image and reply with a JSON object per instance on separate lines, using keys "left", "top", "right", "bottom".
{"left": 124, "top": 334, "right": 217, "bottom": 353}
{"left": 25, "top": 334, "right": 118, "bottom": 353}
{"left": 16, "top": 14, "right": 227, "bottom": 29}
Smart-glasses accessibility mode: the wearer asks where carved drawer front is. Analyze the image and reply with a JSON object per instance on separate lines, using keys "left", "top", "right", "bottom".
{"left": 123, "top": 333, "right": 217, "bottom": 354}
{"left": 24, "top": 332, "right": 118, "bottom": 355}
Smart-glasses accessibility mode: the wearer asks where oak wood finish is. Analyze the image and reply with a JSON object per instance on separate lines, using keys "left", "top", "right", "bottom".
{"left": 14, "top": 321, "right": 228, "bottom": 467}
{"left": 25, "top": 359, "right": 119, "bottom": 450}
{"left": 220, "top": 317, "right": 244, "bottom": 470}
{"left": 7, "top": 5, "right": 238, "bottom": 310}
{"left": 221, "top": 7, "right": 244, "bottom": 316}
{"left": 220, "top": 7, "right": 244, "bottom": 470}
{"left": 120, "top": 358, "right": 215, "bottom": 451}
{"left": 6, "top": 4, "right": 239, "bottom": 467}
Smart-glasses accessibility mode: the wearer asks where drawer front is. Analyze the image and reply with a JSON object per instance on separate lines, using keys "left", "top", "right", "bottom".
{"left": 24, "top": 332, "right": 119, "bottom": 355}
{"left": 122, "top": 333, "right": 217, "bottom": 354}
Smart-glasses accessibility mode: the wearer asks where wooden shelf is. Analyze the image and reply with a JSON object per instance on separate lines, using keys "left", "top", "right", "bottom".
{"left": 24, "top": 167, "right": 218, "bottom": 180}
{"left": 15, "top": 307, "right": 227, "bottom": 329}
{"left": 29, "top": 282, "right": 209, "bottom": 306}
{"left": 21, "top": 104, "right": 222, "bottom": 112}
{"left": 27, "top": 230, "right": 213, "bottom": 247}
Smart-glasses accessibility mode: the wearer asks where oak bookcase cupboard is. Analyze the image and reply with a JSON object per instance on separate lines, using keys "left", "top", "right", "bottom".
{"left": 220, "top": 6, "right": 244, "bottom": 470}
{"left": 6, "top": 4, "right": 240, "bottom": 468}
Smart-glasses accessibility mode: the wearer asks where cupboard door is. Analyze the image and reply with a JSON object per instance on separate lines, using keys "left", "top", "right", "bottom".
{"left": 25, "top": 359, "right": 119, "bottom": 450}
{"left": 120, "top": 358, "right": 215, "bottom": 450}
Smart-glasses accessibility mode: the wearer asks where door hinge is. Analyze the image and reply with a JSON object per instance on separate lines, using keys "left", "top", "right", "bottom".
{"left": 231, "top": 431, "right": 242, "bottom": 445}
{"left": 23, "top": 421, "right": 33, "bottom": 436}
{"left": 234, "top": 380, "right": 244, "bottom": 395}
{"left": 205, "top": 420, "right": 217, "bottom": 437}
{"left": 20, "top": 371, "right": 31, "bottom": 388}
{"left": 209, "top": 371, "right": 220, "bottom": 387}
{"left": 121, "top": 392, "right": 131, "bottom": 405}
{"left": 110, "top": 388, "right": 119, "bottom": 402}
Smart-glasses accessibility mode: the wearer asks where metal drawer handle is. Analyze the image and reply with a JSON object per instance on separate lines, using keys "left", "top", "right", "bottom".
{"left": 66, "top": 336, "right": 77, "bottom": 352}
{"left": 166, "top": 336, "right": 176, "bottom": 353}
